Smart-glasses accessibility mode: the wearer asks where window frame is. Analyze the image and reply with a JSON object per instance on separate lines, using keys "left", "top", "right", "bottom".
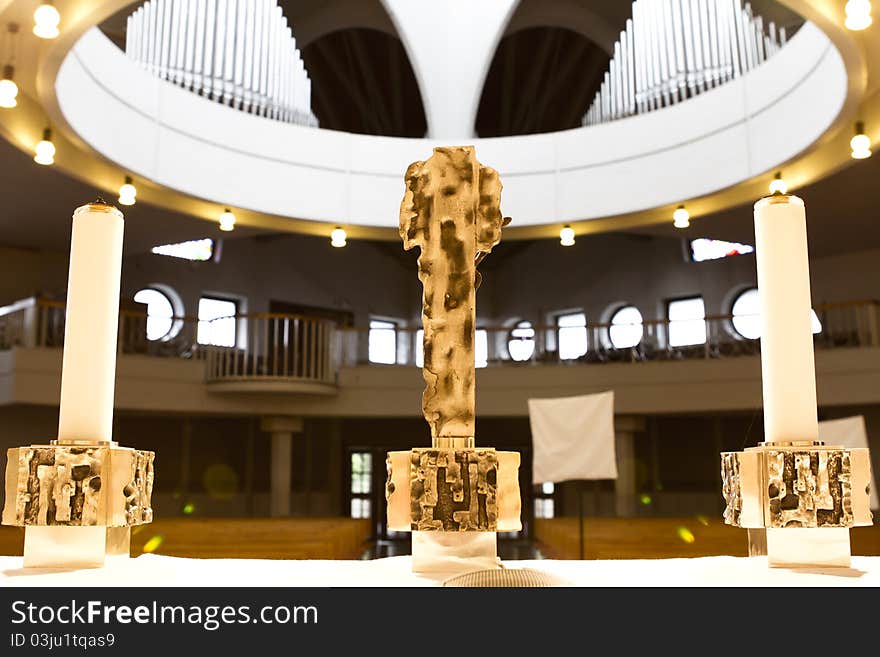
{"left": 507, "top": 319, "right": 536, "bottom": 362}
{"left": 728, "top": 286, "right": 823, "bottom": 340}
{"left": 368, "top": 317, "right": 400, "bottom": 365}
{"left": 349, "top": 449, "right": 373, "bottom": 519}
{"left": 665, "top": 295, "right": 707, "bottom": 348}
{"left": 606, "top": 304, "right": 644, "bottom": 350}
{"left": 133, "top": 285, "right": 182, "bottom": 342}
{"left": 554, "top": 310, "right": 588, "bottom": 361}
{"left": 729, "top": 287, "right": 761, "bottom": 340}
{"left": 197, "top": 294, "right": 241, "bottom": 348}
{"left": 533, "top": 481, "right": 556, "bottom": 519}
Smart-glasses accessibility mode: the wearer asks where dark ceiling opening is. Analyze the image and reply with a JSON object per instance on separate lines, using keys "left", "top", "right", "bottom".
{"left": 301, "top": 28, "right": 426, "bottom": 138}
{"left": 476, "top": 27, "right": 609, "bottom": 138}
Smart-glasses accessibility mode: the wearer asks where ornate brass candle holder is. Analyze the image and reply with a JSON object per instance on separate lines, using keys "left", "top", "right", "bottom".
{"left": 3, "top": 442, "right": 154, "bottom": 568}
{"left": 385, "top": 146, "right": 521, "bottom": 573}
{"left": 722, "top": 441, "right": 872, "bottom": 567}
{"left": 1, "top": 200, "right": 155, "bottom": 568}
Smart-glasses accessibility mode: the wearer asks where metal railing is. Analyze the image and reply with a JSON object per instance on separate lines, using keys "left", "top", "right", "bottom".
{"left": 336, "top": 300, "right": 880, "bottom": 367}
{"left": 0, "top": 297, "right": 199, "bottom": 358}
{"left": 1, "top": 298, "right": 877, "bottom": 387}
{"left": 202, "top": 313, "right": 336, "bottom": 385}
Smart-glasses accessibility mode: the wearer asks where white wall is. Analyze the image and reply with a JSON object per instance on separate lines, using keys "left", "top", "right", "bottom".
{"left": 121, "top": 233, "right": 421, "bottom": 327}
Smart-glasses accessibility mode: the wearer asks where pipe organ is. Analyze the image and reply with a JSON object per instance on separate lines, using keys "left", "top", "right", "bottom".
{"left": 584, "top": 0, "right": 789, "bottom": 126}
{"left": 125, "top": 0, "right": 317, "bottom": 127}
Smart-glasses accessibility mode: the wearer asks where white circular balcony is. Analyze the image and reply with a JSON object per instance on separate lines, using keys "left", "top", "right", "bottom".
{"left": 0, "top": 1, "right": 874, "bottom": 240}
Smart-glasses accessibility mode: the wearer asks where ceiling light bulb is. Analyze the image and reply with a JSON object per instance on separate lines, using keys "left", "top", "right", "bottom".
{"left": 769, "top": 173, "right": 788, "bottom": 195}
{"left": 845, "top": 0, "right": 872, "bottom": 30}
{"left": 0, "top": 66, "right": 17, "bottom": 109}
{"left": 559, "top": 225, "right": 575, "bottom": 246}
{"left": 33, "top": 128, "right": 54, "bottom": 165}
{"left": 673, "top": 205, "right": 690, "bottom": 229}
{"left": 33, "top": 3, "right": 60, "bottom": 39}
{"left": 118, "top": 176, "right": 136, "bottom": 206}
{"left": 851, "top": 122, "right": 872, "bottom": 159}
{"left": 219, "top": 208, "right": 235, "bottom": 231}
{"left": 330, "top": 227, "right": 347, "bottom": 248}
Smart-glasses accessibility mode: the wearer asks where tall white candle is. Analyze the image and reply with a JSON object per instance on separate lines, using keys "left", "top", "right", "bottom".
{"left": 57, "top": 202, "right": 125, "bottom": 445}
{"left": 754, "top": 194, "right": 819, "bottom": 443}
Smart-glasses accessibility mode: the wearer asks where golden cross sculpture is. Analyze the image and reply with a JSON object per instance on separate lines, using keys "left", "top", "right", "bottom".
{"left": 400, "top": 146, "right": 509, "bottom": 444}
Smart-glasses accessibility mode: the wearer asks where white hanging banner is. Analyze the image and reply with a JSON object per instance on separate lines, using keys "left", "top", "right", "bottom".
{"left": 528, "top": 391, "right": 617, "bottom": 485}
{"left": 818, "top": 415, "right": 878, "bottom": 509}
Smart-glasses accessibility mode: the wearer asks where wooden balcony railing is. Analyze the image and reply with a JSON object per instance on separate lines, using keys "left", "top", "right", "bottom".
{"left": 202, "top": 313, "right": 336, "bottom": 386}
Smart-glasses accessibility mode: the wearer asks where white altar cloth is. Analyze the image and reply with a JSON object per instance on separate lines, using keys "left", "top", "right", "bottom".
{"left": 2, "top": 554, "right": 879, "bottom": 587}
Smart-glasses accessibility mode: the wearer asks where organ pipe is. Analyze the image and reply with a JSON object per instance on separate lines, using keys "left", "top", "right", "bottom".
{"left": 585, "top": 0, "right": 787, "bottom": 126}
{"left": 126, "top": 0, "right": 317, "bottom": 127}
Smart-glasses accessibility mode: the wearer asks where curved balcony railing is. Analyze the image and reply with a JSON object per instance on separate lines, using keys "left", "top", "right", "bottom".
{"left": 583, "top": 0, "right": 795, "bottom": 126}
{"left": 0, "top": 298, "right": 877, "bottom": 389}
{"left": 202, "top": 313, "right": 336, "bottom": 386}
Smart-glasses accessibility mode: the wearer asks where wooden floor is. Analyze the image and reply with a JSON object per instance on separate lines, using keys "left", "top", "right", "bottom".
{"left": 535, "top": 517, "right": 880, "bottom": 559}
{"left": 0, "top": 518, "right": 372, "bottom": 560}
{"left": 2, "top": 517, "right": 877, "bottom": 561}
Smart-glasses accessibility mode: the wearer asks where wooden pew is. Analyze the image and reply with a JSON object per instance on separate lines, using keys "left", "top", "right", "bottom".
{"left": 0, "top": 518, "right": 372, "bottom": 561}
{"left": 535, "top": 517, "right": 880, "bottom": 559}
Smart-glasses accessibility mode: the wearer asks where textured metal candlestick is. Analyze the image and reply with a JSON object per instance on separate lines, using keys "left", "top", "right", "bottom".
{"left": 2, "top": 200, "right": 155, "bottom": 568}
{"left": 385, "top": 146, "right": 521, "bottom": 573}
{"left": 2, "top": 442, "right": 155, "bottom": 567}
{"left": 721, "top": 193, "right": 872, "bottom": 568}
{"left": 721, "top": 440, "right": 872, "bottom": 567}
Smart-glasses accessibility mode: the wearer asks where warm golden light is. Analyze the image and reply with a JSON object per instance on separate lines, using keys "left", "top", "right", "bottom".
{"left": 559, "top": 225, "right": 575, "bottom": 246}
{"left": 219, "top": 208, "right": 236, "bottom": 231}
{"left": 330, "top": 227, "right": 347, "bottom": 248}
{"left": 673, "top": 205, "right": 690, "bottom": 229}
{"left": 33, "top": 128, "right": 55, "bottom": 165}
{"left": 33, "top": 3, "right": 60, "bottom": 39}
{"left": 769, "top": 172, "right": 788, "bottom": 195}
{"left": 845, "top": 0, "right": 873, "bottom": 30}
{"left": 118, "top": 176, "right": 137, "bottom": 206}
{"left": 0, "top": 66, "right": 17, "bottom": 109}
{"left": 851, "top": 122, "right": 872, "bottom": 159}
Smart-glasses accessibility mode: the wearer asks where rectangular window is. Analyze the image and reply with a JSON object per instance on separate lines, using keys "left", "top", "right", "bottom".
{"left": 197, "top": 296, "right": 238, "bottom": 347}
{"left": 475, "top": 329, "right": 488, "bottom": 368}
{"left": 369, "top": 319, "right": 397, "bottom": 364}
{"left": 534, "top": 481, "right": 555, "bottom": 519}
{"left": 415, "top": 329, "right": 424, "bottom": 369}
{"left": 667, "top": 297, "right": 706, "bottom": 347}
{"left": 350, "top": 451, "right": 372, "bottom": 519}
{"left": 350, "top": 498, "right": 371, "bottom": 519}
{"left": 556, "top": 312, "right": 588, "bottom": 360}
{"left": 416, "top": 327, "right": 488, "bottom": 368}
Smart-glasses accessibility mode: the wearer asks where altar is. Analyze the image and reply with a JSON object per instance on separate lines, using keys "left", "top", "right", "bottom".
{"left": 2, "top": 555, "right": 879, "bottom": 588}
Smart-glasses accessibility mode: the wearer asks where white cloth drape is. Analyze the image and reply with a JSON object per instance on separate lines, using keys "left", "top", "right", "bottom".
{"left": 818, "top": 415, "right": 878, "bottom": 509}
{"left": 528, "top": 391, "right": 616, "bottom": 485}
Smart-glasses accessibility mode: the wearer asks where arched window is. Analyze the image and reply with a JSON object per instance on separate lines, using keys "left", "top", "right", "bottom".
{"left": 133, "top": 287, "right": 177, "bottom": 341}
{"left": 507, "top": 321, "right": 535, "bottom": 362}
{"left": 609, "top": 305, "right": 644, "bottom": 349}
{"left": 731, "top": 288, "right": 822, "bottom": 339}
